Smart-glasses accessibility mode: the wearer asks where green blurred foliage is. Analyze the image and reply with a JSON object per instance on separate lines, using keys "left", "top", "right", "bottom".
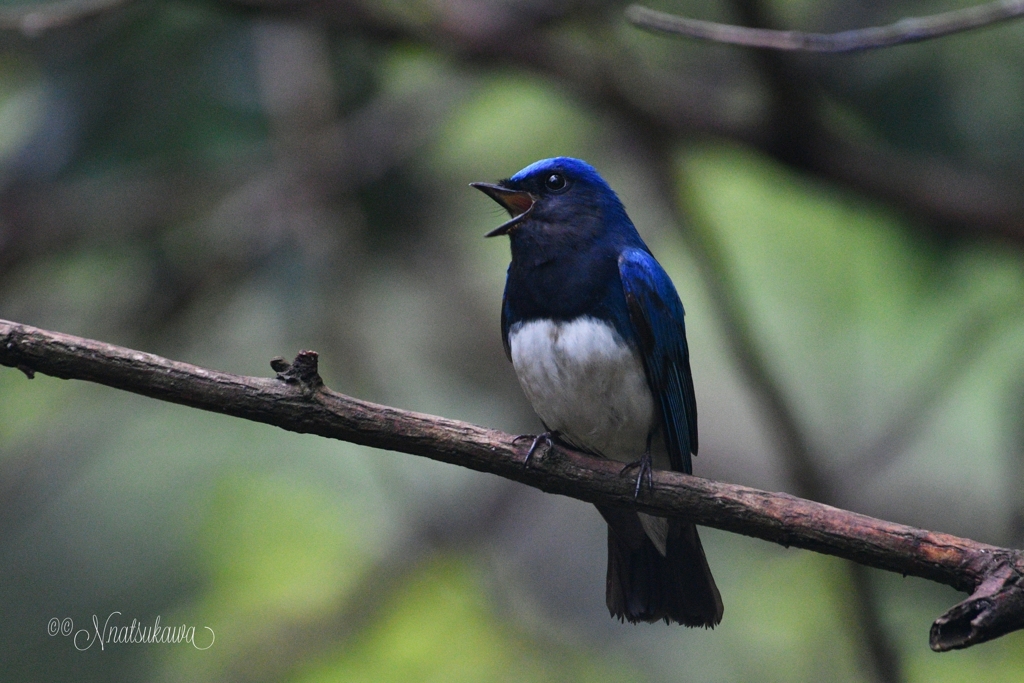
{"left": 681, "top": 143, "right": 1024, "bottom": 466}
{"left": 290, "top": 557, "right": 638, "bottom": 683}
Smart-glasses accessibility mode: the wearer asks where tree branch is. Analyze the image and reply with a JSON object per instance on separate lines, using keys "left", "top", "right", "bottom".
{"left": 627, "top": 1, "right": 1024, "bottom": 52}
{"left": 0, "top": 317, "right": 1022, "bottom": 650}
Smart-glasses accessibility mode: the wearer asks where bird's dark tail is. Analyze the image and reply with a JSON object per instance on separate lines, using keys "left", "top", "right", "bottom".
{"left": 598, "top": 505, "right": 723, "bottom": 627}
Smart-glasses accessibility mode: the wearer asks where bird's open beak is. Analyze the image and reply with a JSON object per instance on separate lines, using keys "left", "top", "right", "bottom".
{"left": 470, "top": 182, "right": 535, "bottom": 237}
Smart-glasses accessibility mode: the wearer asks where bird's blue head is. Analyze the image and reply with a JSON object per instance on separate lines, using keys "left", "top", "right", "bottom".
{"left": 471, "top": 157, "right": 636, "bottom": 243}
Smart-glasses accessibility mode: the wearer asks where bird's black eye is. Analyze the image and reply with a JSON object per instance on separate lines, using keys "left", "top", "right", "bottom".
{"left": 545, "top": 173, "right": 567, "bottom": 192}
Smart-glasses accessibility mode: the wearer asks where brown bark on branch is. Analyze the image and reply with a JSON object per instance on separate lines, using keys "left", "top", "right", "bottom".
{"left": 1, "top": 317, "right": 1022, "bottom": 651}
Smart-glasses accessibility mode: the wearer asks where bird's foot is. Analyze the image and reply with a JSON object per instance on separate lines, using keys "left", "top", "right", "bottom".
{"left": 620, "top": 451, "right": 654, "bottom": 500}
{"left": 512, "top": 431, "right": 556, "bottom": 468}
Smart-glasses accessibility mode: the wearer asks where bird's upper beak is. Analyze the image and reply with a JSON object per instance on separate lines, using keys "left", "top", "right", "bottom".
{"left": 470, "top": 182, "right": 535, "bottom": 237}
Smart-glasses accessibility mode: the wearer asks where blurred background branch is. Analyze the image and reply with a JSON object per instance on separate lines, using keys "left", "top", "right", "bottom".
{"left": 0, "top": 0, "right": 136, "bottom": 36}
{"left": 626, "top": 0, "right": 1024, "bottom": 52}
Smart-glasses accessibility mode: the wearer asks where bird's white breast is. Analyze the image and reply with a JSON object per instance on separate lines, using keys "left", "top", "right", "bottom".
{"left": 508, "top": 317, "right": 654, "bottom": 463}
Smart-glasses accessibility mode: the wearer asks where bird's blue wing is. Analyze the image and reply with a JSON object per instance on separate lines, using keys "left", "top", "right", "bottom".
{"left": 618, "top": 248, "right": 697, "bottom": 474}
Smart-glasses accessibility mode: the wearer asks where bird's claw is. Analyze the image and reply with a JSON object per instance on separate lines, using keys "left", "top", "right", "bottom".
{"left": 620, "top": 452, "right": 654, "bottom": 500}
{"left": 513, "top": 431, "right": 555, "bottom": 468}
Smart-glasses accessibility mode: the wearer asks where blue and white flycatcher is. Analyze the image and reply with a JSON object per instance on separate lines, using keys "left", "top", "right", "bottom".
{"left": 473, "top": 157, "right": 723, "bottom": 626}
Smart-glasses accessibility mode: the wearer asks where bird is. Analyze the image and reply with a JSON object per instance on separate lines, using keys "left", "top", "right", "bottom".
{"left": 472, "top": 157, "right": 723, "bottom": 627}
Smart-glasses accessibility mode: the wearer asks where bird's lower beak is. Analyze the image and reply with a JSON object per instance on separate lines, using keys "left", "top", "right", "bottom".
{"left": 470, "top": 182, "right": 535, "bottom": 237}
